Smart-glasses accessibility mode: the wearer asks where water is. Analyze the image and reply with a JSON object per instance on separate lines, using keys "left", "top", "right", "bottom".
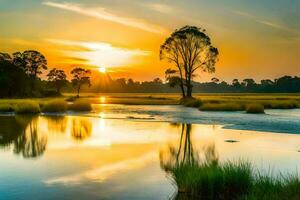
{"left": 0, "top": 105, "right": 300, "bottom": 200}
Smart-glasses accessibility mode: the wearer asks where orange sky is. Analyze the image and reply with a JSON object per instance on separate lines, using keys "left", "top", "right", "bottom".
{"left": 0, "top": 0, "right": 299, "bottom": 82}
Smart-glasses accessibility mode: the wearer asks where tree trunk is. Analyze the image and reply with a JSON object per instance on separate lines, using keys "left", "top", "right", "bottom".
{"left": 186, "top": 81, "right": 192, "bottom": 97}
{"left": 179, "top": 83, "right": 186, "bottom": 98}
{"left": 77, "top": 85, "right": 80, "bottom": 97}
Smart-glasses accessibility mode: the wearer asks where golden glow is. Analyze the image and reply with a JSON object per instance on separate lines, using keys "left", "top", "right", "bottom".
{"left": 99, "top": 67, "right": 106, "bottom": 73}
{"left": 99, "top": 96, "right": 106, "bottom": 103}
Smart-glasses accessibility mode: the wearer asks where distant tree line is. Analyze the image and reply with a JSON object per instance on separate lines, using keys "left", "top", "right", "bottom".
{"left": 88, "top": 76, "right": 300, "bottom": 93}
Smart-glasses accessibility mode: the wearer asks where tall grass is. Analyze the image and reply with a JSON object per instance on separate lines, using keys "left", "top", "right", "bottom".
{"left": 14, "top": 101, "right": 40, "bottom": 114}
{"left": 180, "top": 97, "right": 203, "bottom": 107}
{"left": 68, "top": 100, "right": 92, "bottom": 111}
{"left": 166, "top": 161, "right": 300, "bottom": 200}
{"left": 246, "top": 104, "right": 265, "bottom": 114}
{"left": 200, "top": 103, "right": 244, "bottom": 111}
{"left": 41, "top": 100, "right": 68, "bottom": 113}
{"left": 0, "top": 103, "right": 13, "bottom": 112}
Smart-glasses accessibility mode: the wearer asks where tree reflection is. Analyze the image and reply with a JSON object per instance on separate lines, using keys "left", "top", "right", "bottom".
{"left": 13, "top": 115, "right": 47, "bottom": 158}
{"left": 46, "top": 116, "right": 67, "bottom": 133}
{"left": 160, "top": 123, "right": 218, "bottom": 171}
{"left": 71, "top": 118, "right": 92, "bottom": 141}
{"left": 0, "top": 116, "right": 24, "bottom": 148}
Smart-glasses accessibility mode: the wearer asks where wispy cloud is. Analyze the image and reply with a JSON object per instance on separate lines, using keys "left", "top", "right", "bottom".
{"left": 232, "top": 10, "right": 296, "bottom": 32}
{"left": 43, "top": 1, "right": 167, "bottom": 34}
{"left": 143, "top": 3, "right": 173, "bottom": 14}
{"left": 47, "top": 39, "right": 150, "bottom": 67}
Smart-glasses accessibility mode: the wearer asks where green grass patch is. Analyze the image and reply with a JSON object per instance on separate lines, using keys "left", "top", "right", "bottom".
{"left": 68, "top": 100, "right": 92, "bottom": 111}
{"left": 180, "top": 97, "right": 203, "bottom": 107}
{"left": 200, "top": 103, "right": 244, "bottom": 111}
{"left": 0, "top": 103, "right": 14, "bottom": 112}
{"left": 14, "top": 101, "right": 40, "bottom": 114}
{"left": 41, "top": 100, "right": 68, "bottom": 113}
{"left": 166, "top": 161, "right": 300, "bottom": 200}
{"left": 246, "top": 104, "right": 265, "bottom": 114}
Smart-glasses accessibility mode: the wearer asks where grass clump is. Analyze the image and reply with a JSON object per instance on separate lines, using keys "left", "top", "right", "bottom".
{"left": 246, "top": 104, "right": 265, "bottom": 114}
{"left": 14, "top": 101, "right": 40, "bottom": 114}
{"left": 41, "top": 100, "right": 68, "bottom": 113}
{"left": 68, "top": 100, "right": 92, "bottom": 111}
{"left": 180, "top": 97, "right": 203, "bottom": 108}
{"left": 200, "top": 103, "right": 244, "bottom": 111}
{"left": 166, "top": 161, "right": 300, "bottom": 200}
{"left": 0, "top": 104, "right": 14, "bottom": 112}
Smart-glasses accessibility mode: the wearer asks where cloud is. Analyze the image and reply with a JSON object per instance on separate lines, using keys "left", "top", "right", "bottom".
{"left": 232, "top": 10, "right": 294, "bottom": 32}
{"left": 43, "top": 1, "right": 167, "bottom": 34}
{"left": 144, "top": 3, "right": 173, "bottom": 14}
{"left": 47, "top": 39, "right": 150, "bottom": 67}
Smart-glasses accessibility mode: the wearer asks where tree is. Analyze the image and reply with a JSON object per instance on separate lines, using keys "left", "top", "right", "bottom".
{"left": 12, "top": 50, "right": 47, "bottom": 78}
{"left": 71, "top": 67, "right": 91, "bottom": 97}
{"left": 47, "top": 68, "right": 67, "bottom": 94}
{"left": 165, "top": 68, "right": 185, "bottom": 96}
{"left": 160, "top": 25, "right": 218, "bottom": 97}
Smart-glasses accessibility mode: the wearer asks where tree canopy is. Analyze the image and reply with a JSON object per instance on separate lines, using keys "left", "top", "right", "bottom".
{"left": 160, "top": 25, "right": 219, "bottom": 97}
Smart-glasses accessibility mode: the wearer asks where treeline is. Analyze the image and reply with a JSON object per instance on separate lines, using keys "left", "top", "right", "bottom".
{"left": 87, "top": 76, "right": 300, "bottom": 93}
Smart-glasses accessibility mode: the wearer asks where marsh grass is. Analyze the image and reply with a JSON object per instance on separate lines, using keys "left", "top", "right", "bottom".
{"left": 41, "top": 100, "right": 68, "bottom": 113}
{"left": 200, "top": 103, "right": 244, "bottom": 111}
{"left": 0, "top": 103, "right": 13, "bottom": 112}
{"left": 68, "top": 100, "right": 92, "bottom": 111}
{"left": 14, "top": 101, "right": 40, "bottom": 114}
{"left": 246, "top": 104, "right": 265, "bottom": 114}
{"left": 180, "top": 98, "right": 203, "bottom": 107}
{"left": 167, "top": 161, "right": 300, "bottom": 200}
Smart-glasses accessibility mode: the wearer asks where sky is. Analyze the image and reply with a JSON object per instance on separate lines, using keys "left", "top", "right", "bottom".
{"left": 0, "top": 0, "right": 299, "bottom": 82}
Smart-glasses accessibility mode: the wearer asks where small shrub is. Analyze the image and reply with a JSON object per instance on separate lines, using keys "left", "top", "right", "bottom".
{"left": 180, "top": 97, "right": 203, "bottom": 108}
{"left": 0, "top": 104, "right": 13, "bottom": 112}
{"left": 246, "top": 104, "right": 265, "bottom": 114}
{"left": 41, "top": 100, "right": 68, "bottom": 113}
{"left": 14, "top": 102, "right": 40, "bottom": 114}
{"left": 68, "top": 100, "right": 92, "bottom": 111}
{"left": 200, "top": 103, "right": 244, "bottom": 111}
{"left": 65, "top": 96, "right": 77, "bottom": 102}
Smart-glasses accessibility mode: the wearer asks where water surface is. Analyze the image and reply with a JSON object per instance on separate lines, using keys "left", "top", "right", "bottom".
{"left": 0, "top": 106, "right": 300, "bottom": 199}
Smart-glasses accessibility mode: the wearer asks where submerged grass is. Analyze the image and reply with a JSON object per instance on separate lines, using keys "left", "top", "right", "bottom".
{"left": 68, "top": 100, "right": 92, "bottom": 111}
{"left": 41, "top": 100, "right": 68, "bottom": 113}
{"left": 167, "top": 161, "right": 300, "bottom": 200}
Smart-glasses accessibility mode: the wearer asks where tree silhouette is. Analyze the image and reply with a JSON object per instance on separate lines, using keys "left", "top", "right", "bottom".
{"left": 160, "top": 26, "right": 218, "bottom": 97}
{"left": 47, "top": 68, "right": 67, "bottom": 94}
{"left": 71, "top": 67, "right": 91, "bottom": 97}
{"left": 12, "top": 50, "right": 47, "bottom": 78}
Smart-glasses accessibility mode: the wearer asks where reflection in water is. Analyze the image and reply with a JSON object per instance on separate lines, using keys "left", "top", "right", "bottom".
{"left": 13, "top": 115, "right": 47, "bottom": 158}
{"left": 46, "top": 116, "right": 67, "bottom": 133}
{"left": 71, "top": 118, "right": 92, "bottom": 141}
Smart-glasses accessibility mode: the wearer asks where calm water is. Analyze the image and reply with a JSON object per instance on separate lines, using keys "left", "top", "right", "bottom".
{"left": 1, "top": 105, "right": 300, "bottom": 200}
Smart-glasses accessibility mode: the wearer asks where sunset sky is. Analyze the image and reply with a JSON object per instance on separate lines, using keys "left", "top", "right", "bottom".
{"left": 0, "top": 0, "right": 299, "bottom": 82}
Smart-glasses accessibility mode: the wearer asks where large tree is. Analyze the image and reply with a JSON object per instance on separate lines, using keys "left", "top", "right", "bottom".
{"left": 71, "top": 67, "right": 91, "bottom": 97}
{"left": 47, "top": 68, "right": 67, "bottom": 94}
{"left": 160, "top": 26, "right": 219, "bottom": 97}
{"left": 12, "top": 50, "right": 47, "bottom": 78}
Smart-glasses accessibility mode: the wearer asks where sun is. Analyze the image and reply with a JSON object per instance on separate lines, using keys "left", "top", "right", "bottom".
{"left": 98, "top": 67, "right": 106, "bottom": 73}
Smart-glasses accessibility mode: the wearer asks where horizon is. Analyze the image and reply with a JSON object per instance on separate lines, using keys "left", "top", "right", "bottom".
{"left": 1, "top": 0, "right": 300, "bottom": 82}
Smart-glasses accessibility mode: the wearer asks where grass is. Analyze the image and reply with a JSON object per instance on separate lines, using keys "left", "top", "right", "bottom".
{"left": 200, "top": 103, "right": 244, "bottom": 111}
{"left": 68, "top": 100, "right": 92, "bottom": 111}
{"left": 180, "top": 97, "right": 203, "bottom": 107}
{"left": 41, "top": 100, "right": 68, "bottom": 113}
{"left": 14, "top": 101, "right": 40, "bottom": 114}
{"left": 166, "top": 161, "right": 300, "bottom": 200}
{"left": 246, "top": 104, "right": 265, "bottom": 114}
{"left": 0, "top": 103, "right": 13, "bottom": 112}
